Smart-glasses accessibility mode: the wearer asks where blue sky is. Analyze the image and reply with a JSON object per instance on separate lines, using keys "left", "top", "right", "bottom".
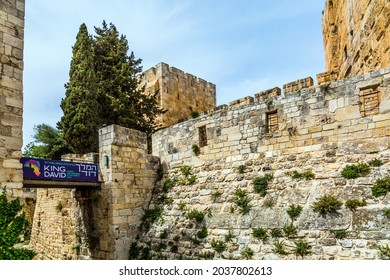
{"left": 23, "top": 0, "right": 325, "bottom": 147}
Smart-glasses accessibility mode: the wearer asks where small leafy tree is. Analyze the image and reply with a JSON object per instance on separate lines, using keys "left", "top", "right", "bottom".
{"left": 0, "top": 189, "right": 35, "bottom": 260}
{"left": 23, "top": 124, "right": 73, "bottom": 160}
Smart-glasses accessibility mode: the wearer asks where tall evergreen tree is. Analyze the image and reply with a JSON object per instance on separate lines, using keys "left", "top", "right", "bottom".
{"left": 60, "top": 23, "right": 101, "bottom": 153}
{"left": 93, "top": 21, "right": 164, "bottom": 135}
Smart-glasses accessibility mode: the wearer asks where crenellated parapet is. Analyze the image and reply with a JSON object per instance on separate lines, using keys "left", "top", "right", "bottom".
{"left": 138, "top": 62, "right": 216, "bottom": 127}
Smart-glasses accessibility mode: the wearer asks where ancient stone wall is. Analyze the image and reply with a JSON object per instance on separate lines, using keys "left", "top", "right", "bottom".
{"left": 322, "top": 0, "right": 390, "bottom": 80}
{"left": 138, "top": 62, "right": 216, "bottom": 128}
{"left": 30, "top": 126, "right": 159, "bottom": 260}
{"left": 30, "top": 153, "right": 99, "bottom": 260}
{"left": 0, "top": 0, "right": 24, "bottom": 198}
{"left": 98, "top": 125, "right": 159, "bottom": 259}
{"left": 140, "top": 68, "right": 390, "bottom": 260}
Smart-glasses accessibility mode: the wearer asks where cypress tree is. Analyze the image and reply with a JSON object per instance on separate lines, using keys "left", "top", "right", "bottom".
{"left": 93, "top": 21, "right": 164, "bottom": 136}
{"left": 60, "top": 23, "right": 101, "bottom": 153}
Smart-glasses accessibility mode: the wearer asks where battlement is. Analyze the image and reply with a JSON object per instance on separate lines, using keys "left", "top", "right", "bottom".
{"left": 211, "top": 72, "right": 334, "bottom": 112}
{"left": 283, "top": 76, "right": 314, "bottom": 94}
{"left": 138, "top": 62, "right": 216, "bottom": 127}
{"left": 153, "top": 66, "right": 390, "bottom": 164}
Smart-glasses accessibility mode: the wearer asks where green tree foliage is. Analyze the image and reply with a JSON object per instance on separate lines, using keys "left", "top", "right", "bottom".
{"left": 59, "top": 21, "right": 164, "bottom": 154}
{"left": 0, "top": 189, "right": 35, "bottom": 260}
{"left": 23, "top": 124, "right": 73, "bottom": 160}
{"left": 60, "top": 23, "right": 101, "bottom": 154}
{"left": 93, "top": 21, "right": 164, "bottom": 135}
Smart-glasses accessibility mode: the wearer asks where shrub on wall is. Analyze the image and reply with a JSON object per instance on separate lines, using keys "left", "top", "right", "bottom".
{"left": 345, "top": 199, "right": 367, "bottom": 212}
{"left": 273, "top": 240, "right": 288, "bottom": 255}
{"left": 253, "top": 174, "right": 273, "bottom": 197}
{"left": 341, "top": 163, "right": 370, "bottom": 179}
{"left": 368, "top": 158, "right": 383, "bottom": 167}
{"left": 211, "top": 239, "right": 226, "bottom": 254}
{"left": 371, "top": 177, "right": 390, "bottom": 197}
{"left": 292, "top": 240, "right": 311, "bottom": 258}
{"left": 311, "top": 194, "right": 342, "bottom": 215}
{"left": 240, "top": 246, "right": 254, "bottom": 260}
{"left": 287, "top": 204, "right": 303, "bottom": 221}
{"left": 186, "top": 209, "right": 205, "bottom": 223}
{"left": 192, "top": 144, "right": 200, "bottom": 155}
{"left": 331, "top": 229, "right": 348, "bottom": 239}
{"left": 234, "top": 188, "right": 252, "bottom": 215}
{"left": 163, "top": 178, "right": 176, "bottom": 192}
{"left": 289, "top": 170, "right": 315, "bottom": 180}
{"left": 252, "top": 228, "right": 268, "bottom": 241}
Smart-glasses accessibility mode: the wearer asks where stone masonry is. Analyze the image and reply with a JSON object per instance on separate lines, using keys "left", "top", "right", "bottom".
{"left": 322, "top": 0, "right": 390, "bottom": 80}
{"left": 6, "top": 0, "right": 390, "bottom": 260}
{"left": 142, "top": 68, "right": 390, "bottom": 260}
{"left": 0, "top": 0, "right": 24, "bottom": 198}
{"left": 138, "top": 62, "right": 216, "bottom": 128}
{"left": 30, "top": 125, "right": 160, "bottom": 260}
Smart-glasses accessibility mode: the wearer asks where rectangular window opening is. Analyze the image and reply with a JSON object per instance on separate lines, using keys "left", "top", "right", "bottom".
{"left": 266, "top": 111, "right": 278, "bottom": 133}
{"left": 359, "top": 85, "right": 380, "bottom": 117}
{"left": 198, "top": 126, "right": 207, "bottom": 147}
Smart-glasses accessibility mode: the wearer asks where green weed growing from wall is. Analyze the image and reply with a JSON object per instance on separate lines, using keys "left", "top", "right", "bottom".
{"left": 287, "top": 204, "right": 303, "bottom": 221}
{"left": 371, "top": 177, "right": 390, "bottom": 197}
{"left": 186, "top": 209, "right": 205, "bottom": 223}
{"left": 241, "top": 246, "right": 254, "bottom": 260}
{"left": 345, "top": 199, "right": 367, "bottom": 212}
{"left": 288, "top": 170, "right": 315, "bottom": 180}
{"left": 341, "top": 163, "right": 370, "bottom": 179}
{"left": 368, "top": 158, "right": 383, "bottom": 167}
{"left": 311, "top": 195, "right": 342, "bottom": 215}
{"left": 273, "top": 240, "right": 288, "bottom": 255}
{"left": 234, "top": 188, "right": 252, "bottom": 215}
{"left": 253, "top": 174, "right": 273, "bottom": 197}
{"left": 211, "top": 239, "right": 226, "bottom": 254}
{"left": 252, "top": 228, "right": 268, "bottom": 241}
{"left": 292, "top": 240, "right": 311, "bottom": 258}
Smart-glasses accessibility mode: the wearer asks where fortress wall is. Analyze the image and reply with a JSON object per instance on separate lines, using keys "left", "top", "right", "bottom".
{"left": 96, "top": 125, "right": 159, "bottom": 259}
{"left": 322, "top": 0, "right": 390, "bottom": 79}
{"left": 30, "top": 188, "right": 90, "bottom": 260}
{"left": 30, "top": 127, "right": 159, "bottom": 260}
{"left": 30, "top": 154, "right": 99, "bottom": 260}
{"left": 0, "top": 0, "right": 24, "bottom": 198}
{"left": 138, "top": 62, "right": 216, "bottom": 127}
{"left": 144, "top": 68, "right": 390, "bottom": 260}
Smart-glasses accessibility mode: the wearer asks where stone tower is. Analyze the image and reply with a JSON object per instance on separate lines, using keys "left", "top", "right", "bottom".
{"left": 0, "top": 0, "right": 25, "bottom": 198}
{"left": 322, "top": 0, "right": 389, "bottom": 80}
{"left": 138, "top": 62, "right": 216, "bottom": 128}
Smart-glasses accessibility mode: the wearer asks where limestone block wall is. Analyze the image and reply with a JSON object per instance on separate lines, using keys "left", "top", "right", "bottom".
{"left": 30, "top": 127, "right": 159, "bottom": 260}
{"left": 98, "top": 125, "right": 159, "bottom": 259}
{"left": 322, "top": 0, "right": 390, "bottom": 79}
{"left": 30, "top": 188, "right": 93, "bottom": 260}
{"left": 30, "top": 153, "right": 99, "bottom": 260}
{"left": 138, "top": 62, "right": 216, "bottom": 128}
{"left": 141, "top": 68, "right": 390, "bottom": 260}
{"left": 0, "top": 0, "right": 24, "bottom": 198}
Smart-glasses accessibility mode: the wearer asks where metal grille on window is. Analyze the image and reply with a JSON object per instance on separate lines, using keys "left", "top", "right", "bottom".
{"left": 199, "top": 126, "right": 207, "bottom": 147}
{"left": 267, "top": 111, "right": 278, "bottom": 133}
{"left": 359, "top": 86, "right": 380, "bottom": 117}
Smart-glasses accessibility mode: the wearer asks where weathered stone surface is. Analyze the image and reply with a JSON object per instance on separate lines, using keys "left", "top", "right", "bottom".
{"left": 322, "top": 0, "right": 390, "bottom": 79}
{"left": 138, "top": 62, "right": 216, "bottom": 128}
{"left": 0, "top": 0, "right": 24, "bottom": 198}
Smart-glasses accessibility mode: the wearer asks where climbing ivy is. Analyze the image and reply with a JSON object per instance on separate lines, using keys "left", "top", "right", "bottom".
{"left": 0, "top": 189, "right": 35, "bottom": 260}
